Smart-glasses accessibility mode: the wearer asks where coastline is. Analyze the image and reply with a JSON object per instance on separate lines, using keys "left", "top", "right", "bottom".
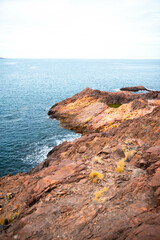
{"left": 0, "top": 87, "right": 160, "bottom": 239}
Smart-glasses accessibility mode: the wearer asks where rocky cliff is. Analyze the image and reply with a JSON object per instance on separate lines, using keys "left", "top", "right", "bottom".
{"left": 0, "top": 87, "right": 160, "bottom": 240}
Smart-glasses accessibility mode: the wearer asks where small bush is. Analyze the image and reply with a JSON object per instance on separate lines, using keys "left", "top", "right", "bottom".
{"left": 94, "top": 187, "right": 108, "bottom": 202}
{"left": 125, "top": 150, "right": 136, "bottom": 161}
{"left": 108, "top": 104, "right": 122, "bottom": 108}
{"left": 118, "top": 159, "right": 125, "bottom": 168}
{"left": 89, "top": 171, "right": 104, "bottom": 183}
{"left": 116, "top": 165, "right": 124, "bottom": 173}
{"left": 0, "top": 217, "right": 5, "bottom": 225}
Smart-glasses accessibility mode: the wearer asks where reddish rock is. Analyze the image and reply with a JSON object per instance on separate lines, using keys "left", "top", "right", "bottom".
{"left": 155, "top": 187, "right": 160, "bottom": 197}
{"left": 111, "top": 148, "right": 125, "bottom": 160}
{"left": 131, "top": 99, "right": 148, "bottom": 111}
{"left": 147, "top": 160, "right": 160, "bottom": 175}
{"left": 152, "top": 168, "right": 160, "bottom": 189}
{"left": 0, "top": 88, "right": 160, "bottom": 239}
{"left": 126, "top": 224, "right": 160, "bottom": 240}
{"left": 146, "top": 145, "right": 160, "bottom": 155}
{"left": 78, "top": 145, "right": 87, "bottom": 153}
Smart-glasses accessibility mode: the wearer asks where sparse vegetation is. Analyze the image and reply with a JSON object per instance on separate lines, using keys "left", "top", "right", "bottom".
{"left": 7, "top": 192, "right": 14, "bottom": 200}
{"left": 125, "top": 149, "right": 137, "bottom": 161}
{"left": 92, "top": 156, "right": 102, "bottom": 164}
{"left": 118, "top": 159, "right": 125, "bottom": 167}
{"left": 0, "top": 216, "right": 5, "bottom": 225}
{"left": 116, "top": 158, "right": 125, "bottom": 173}
{"left": 94, "top": 187, "right": 108, "bottom": 202}
{"left": 116, "top": 165, "right": 124, "bottom": 173}
{"left": 115, "top": 141, "right": 139, "bottom": 173}
{"left": 89, "top": 171, "right": 104, "bottom": 183}
{"left": 108, "top": 104, "right": 122, "bottom": 108}
{"left": 0, "top": 209, "right": 21, "bottom": 226}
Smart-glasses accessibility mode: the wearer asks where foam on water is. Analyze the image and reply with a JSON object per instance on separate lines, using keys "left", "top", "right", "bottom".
{"left": 113, "top": 88, "right": 120, "bottom": 92}
{"left": 55, "top": 133, "right": 81, "bottom": 145}
{"left": 22, "top": 133, "right": 81, "bottom": 167}
{"left": 23, "top": 145, "right": 52, "bottom": 165}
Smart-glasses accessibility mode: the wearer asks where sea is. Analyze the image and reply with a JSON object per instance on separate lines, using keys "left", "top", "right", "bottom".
{"left": 0, "top": 59, "right": 160, "bottom": 177}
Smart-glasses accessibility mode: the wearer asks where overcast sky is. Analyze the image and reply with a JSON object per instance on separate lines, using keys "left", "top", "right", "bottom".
{"left": 0, "top": 0, "right": 160, "bottom": 59}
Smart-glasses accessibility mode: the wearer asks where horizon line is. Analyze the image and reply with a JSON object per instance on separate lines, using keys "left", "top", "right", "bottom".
{"left": 1, "top": 57, "right": 160, "bottom": 60}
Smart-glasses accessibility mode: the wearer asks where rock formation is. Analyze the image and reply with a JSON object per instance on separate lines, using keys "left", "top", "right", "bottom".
{"left": 0, "top": 87, "right": 160, "bottom": 240}
{"left": 120, "top": 85, "right": 150, "bottom": 92}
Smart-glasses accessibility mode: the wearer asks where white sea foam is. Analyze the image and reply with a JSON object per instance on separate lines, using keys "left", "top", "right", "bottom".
{"left": 23, "top": 145, "right": 52, "bottom": 165}
{"left": 55, "top": 133, "right": 81, "bottom": 145}
{"left": 23, "top": 133, "right": 81, "bottom": 166}
{"left": 113, "top": 88, "right": 120, "bottom": 92}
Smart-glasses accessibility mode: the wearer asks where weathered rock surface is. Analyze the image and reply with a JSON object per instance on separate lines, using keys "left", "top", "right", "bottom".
{"left": 48, "top": 87, "right": 160, "bottom": 134}
{"left": 0, "top": 87, "right": 160, "bottom": 239}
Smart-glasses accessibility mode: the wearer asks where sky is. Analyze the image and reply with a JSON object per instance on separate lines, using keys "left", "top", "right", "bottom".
{"left": 0, "top": 0, "right": 160, "bottom": 59}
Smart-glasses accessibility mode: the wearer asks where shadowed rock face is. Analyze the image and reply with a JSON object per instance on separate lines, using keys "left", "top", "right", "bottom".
{"left": 0, "top": 88, "right": 160, "bottom": 240}
{"left": 120, "top": 85, "right": 150, "bottom": 92}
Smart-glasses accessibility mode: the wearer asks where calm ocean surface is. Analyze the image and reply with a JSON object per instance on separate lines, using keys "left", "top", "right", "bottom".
{"left": 0, "top": 59, "right": 160, "bottom": 177}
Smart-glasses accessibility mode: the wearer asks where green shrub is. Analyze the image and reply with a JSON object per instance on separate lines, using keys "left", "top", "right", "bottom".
{"left": 108, "top": 104, "right": 122, "bottom": 108}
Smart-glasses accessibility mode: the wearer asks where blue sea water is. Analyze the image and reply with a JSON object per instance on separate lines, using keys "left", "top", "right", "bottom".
{"left": 0, "top": 59, "right": 160, "bottom": 177}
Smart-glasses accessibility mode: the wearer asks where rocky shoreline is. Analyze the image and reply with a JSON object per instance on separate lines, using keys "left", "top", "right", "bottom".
{"left": 0, "top": 87, "right": 160, "bottom": 239}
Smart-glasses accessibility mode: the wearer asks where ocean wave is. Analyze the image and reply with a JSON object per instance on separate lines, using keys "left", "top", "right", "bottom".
{"left": 22, "top": 133, "right": 81, "bottom": 166}
{"left": 45, "top": 133, "right": 81, "bottom": 144}
{"left": 55, "top": 133, "right": 81, "bottom": 145}
{"left": 23, "top": 145, "right": 52, "bottom": 165}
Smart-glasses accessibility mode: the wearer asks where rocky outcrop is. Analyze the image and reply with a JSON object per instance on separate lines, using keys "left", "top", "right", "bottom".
{"left": 48, "top": 87, "right": 160, "bottom": 133}
{"left": 120, "top": 85, "right": 150, "bottom": 92}
{"left": 0, "top": 88, "right": 160, "bottom": 240}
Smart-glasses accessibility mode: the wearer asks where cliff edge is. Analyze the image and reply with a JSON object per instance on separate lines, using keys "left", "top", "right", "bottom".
{"left": 0, "top": 87, "right": 160, "bottom": 240}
